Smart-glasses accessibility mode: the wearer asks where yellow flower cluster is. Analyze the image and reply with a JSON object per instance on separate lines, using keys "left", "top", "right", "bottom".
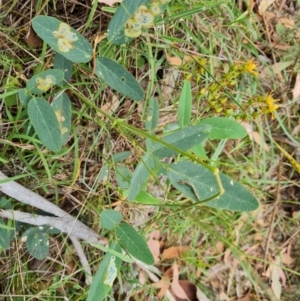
{"left": 125, "top": 0, "right": 171, "bottom": 38}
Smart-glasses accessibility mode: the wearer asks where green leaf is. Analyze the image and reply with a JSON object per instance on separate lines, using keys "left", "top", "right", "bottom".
{"left": 112, "top": 151, "right": 132, "bottom": 163}
{"left": 115, "top": 166, "right": 132, "bottom": 189}
{"left": 198, "top": 117, "right": 247, "bottom": 139}
{"left": 32, "top": 16, "right": 92, "bottom": 63}
{"left": 0, "top": 219, "right": 14, "bottom": 249}
{"left": 145, "top": 98, "right": 159, "bottom": 131}
{"left": 22, "top": 227, "right": 49, "bottom": 260}
{"left": 152, "top": 124, "right": 211, "bottom": 158}
{"left": 51, "top": 92, "right": 71, "bottom": 145}
{"left": 178, "top": 80, "right": 192, "bottom": 127}
{"left": 28, "top": 97, "right": 62, "bottom": 152}
{"left": 18, "top": 88, "right": 31, "bottom": 106}
{"left": 87, "top": 242, "right": 122, "bottom": 301}
{"left": 128, "top": 152, "right": 155, "bottom": 201}
{"left": 100, "top": 210, "right": 123, "bottom": 230}
{"left": 132, "top": 190, "right": 160, "bottom": 205}
{"left": 95, "top": 56, "right": 144, "bottom": 101}
{"left": 54, "top": 52, "right": 73, "bottom": 87}
{"left": 107, "top": 0, "right": 149, "bottom": 45}
{"left": 167, "top": 161, "right": 259, "bottom": 212}
{"left": 116, "top": 223, "right": 154, "bottom": 265}
{"left": 26, "top": 69, "right": 64, "bottom": 95}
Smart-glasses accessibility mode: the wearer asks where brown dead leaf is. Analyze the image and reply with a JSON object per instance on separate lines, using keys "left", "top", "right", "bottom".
{"left": 281, "top": 245, "right": 295, "bottom": 266}
{"left": 25, "top": 26, "right": 42, "bottom": 48}
{"left": 148, "top": 230, "right": 161, "bottom": 264}
{"left": 171, "top": 263, "right": 189, "bottom": 300}
{"left": 98, "top": 0, "right": 122, "bottom": 6}
{"left": 97, "top": 95, "right": 119, "bottom": 120}
{"left": 279, "top": 18, "right": 294, "bottom": 29}
{"left": 292, "top": 73, "right": 300, "bottom": 100}
{"left": 156, "top": 267, "right": 173, "bottom": 299}
{"left": 166, "top": 53, "right": 196, "bottom": 67}
{"left": 216, "top": 241, "right": 224, "bottom": 254}
{"left": 240, "top": 122, "right": 270, "bottom": 152}
{"left": 258, "top": 0, "right": 276, "bottom": 15}
{"left": 161, "top": 246, "right": 190, "bottom": 260}
{"left": 260, "top": 61, "right": 294, "bottom": 78}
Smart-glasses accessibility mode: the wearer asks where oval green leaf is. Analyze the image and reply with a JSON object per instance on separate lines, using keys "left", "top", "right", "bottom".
{"left": 198, "top": 117, "right": 247, "bottom": 139}
{"left": 51, "top": 92, "right": 71, "bottom": 145}
{"left": 0, "top": 219, "right": 14, "bottom": 249}
{"left": 95, "top": 56, "right": 144, "bottom": 101}
{"left": 152, "top": 124, "right": 212, "bottom": 158}
{"left": 87, "top": 242, "right": 122, "bottom": 301}
{"left": 107, "top": 0, "right": 149, "bottom": 45}
{"left": 22, "top": 227, "right": 49, "bottom": 260}
{"left": 26, "top": 69, "right": 64, "bottom": 95}
{"left": 178, "top": 80, "right": 192, "bottom": 127}
{"left": 32, "top": 16, "right": 92, "bottom": 63}
{"left": 28, "top": 97, "right": 62, "bottom": 152}
{"left": 128, "top": 152, "right": 155, "bottom": 201}
{"left": 116, "top": 222, "right": 154, "bottom": 265}
{"left": 168, "top": 161, "right": 259, "bottom": 212}
{"left": 18, "top": 88, "right": 31, "bottom": 106}
{"left": 100, "top": 210, "right": 123, "bottom": 230}
{"left": 54, "top": 52, "right": 73, "bottom": 87}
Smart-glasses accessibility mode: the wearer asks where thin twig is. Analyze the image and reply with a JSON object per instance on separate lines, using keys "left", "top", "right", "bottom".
{"left": 69, "top": 236, "right": 93, "bottom": 285}
{"left": 0, "top": 171, "right": 106, "bottom": 245}
{"left": 263, "top": 156, "right": 282, "bottom": 273}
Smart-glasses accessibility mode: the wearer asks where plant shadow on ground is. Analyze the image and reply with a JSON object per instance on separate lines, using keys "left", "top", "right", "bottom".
{"left": 0, "top": 0, "right": 300, "bottom": 300}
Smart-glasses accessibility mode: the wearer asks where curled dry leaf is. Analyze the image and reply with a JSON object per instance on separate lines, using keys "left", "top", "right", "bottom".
{"left": 161, "top": 246, "right": 190, "bottom": 260}
{"left": 25, "top": 26, "right": 43, "bottom": 48}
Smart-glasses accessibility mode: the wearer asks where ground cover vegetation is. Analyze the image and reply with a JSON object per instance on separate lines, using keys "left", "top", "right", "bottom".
{"left": 0, "top": 0, "right": 300, "bottom": 300}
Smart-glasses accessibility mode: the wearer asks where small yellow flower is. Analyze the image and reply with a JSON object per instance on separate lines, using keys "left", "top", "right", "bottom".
{"left": 242, "top": 58, "right": 258, "bottom": 76}
{"left": 264, "top": 92, "right": 279, "bottom": 119}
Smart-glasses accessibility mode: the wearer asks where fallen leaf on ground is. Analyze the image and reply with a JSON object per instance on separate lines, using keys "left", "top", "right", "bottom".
{"left": 161, "top": 246, "right": 190, "bottom": 260}
{"left": 171, "top": 263, "right": 189, "bottom": 300}
{"left": 237, "top": 291, "right": 251, "bottom": 301}
{"left": 258, "top": 0, "right": 276, "bottom": 15}
{"left": 147, "top": 230, "right": 161, "bottom": 264}
{"left": 25, "top": 26, "right": 43, "bottom": 48}
{"left": 240, "top": 122, "right": 270, "bottom": 152}
{"left": 292, "top": 74, "right": 300, "bottom": 100}
{"left": 196, "top": 286, "right": 212, "bottom": 301}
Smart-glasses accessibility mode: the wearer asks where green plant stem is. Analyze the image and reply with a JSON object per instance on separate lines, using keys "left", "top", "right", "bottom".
{"left": 71, "top": 89, "right": 225, "bottom": 199}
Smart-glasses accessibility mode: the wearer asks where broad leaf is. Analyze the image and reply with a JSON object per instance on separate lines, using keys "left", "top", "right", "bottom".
{"left": 87, "top": 242, "right": 122, "bottom": 301}
{"left": 178, "top": 80, "right": 192, "bottom": 127}
{"left": 145, "top": 98, "right": 159, "bottom": 131}
{"left": 107, "top": 0, "right": 149, "bottom": 45}
{"left": 51, "top": 92, "right": 71, "bottom": 145}
{"left": 115, "top": 166, "right": 132, "bottom": 189}
{"left": 28, "top": 97, "right": 62, "bottom": 152}
{"left": 18, "top": 88, "right": 31, "bottom": 106}
{"left": 54, "top": 52, "right": 73, "bottom": 87}
{"left": 21, "top": 227, "right": 49, "bottom": 260}
{"left": 0, "top": 219, "right": 14, "bottom": 249}
{"left": 168, "top": 161, "right": 259, "bottom": 212}
{"left": 128, "top": 152, "right": 155, "bottom": 201}
{"left": 100, "top": 210, "right": 123, "bottom": 230}
{"left": 26, "top": 69, "right": 64, "bottom": 95}
{"left": 152, "top": 124, "right": 211, "bottom": 158}
{"left": 198, "top": 117, "right": 247, "bottom": 139}
{"left": 32, "top": 16, "right": 92, "bottom": 63}
{"left": 95, "top": 56, "right": 144, "bottom": 101}
{"left": 116, "top": 222, "right": 154, "bottom": 265}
